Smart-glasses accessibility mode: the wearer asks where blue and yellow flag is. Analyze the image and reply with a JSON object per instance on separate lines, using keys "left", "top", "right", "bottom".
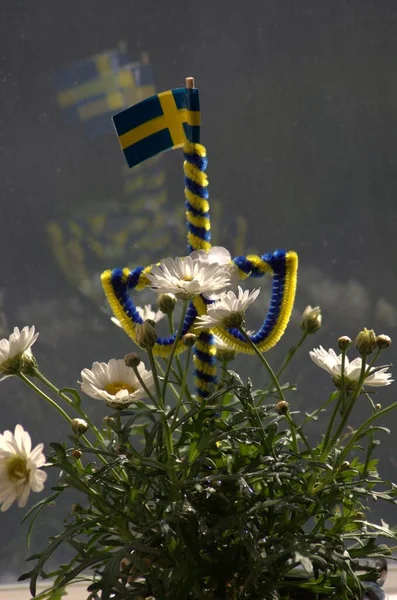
{"left": 113, "top": 87, "right": 200, "bottom": 168}
{"left": 54, "top": 50, "right": 155, "bottom": 137}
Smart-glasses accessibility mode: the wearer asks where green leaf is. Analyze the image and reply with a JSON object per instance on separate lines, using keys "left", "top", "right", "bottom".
{"left": 25, "top": 492, "right": 61, "bottom": 551}
{"left": 21, "top": 491, "right": 60, "bottom": 525}
{"left": 31, "top": 586, "right": 69, "bottom": 600}
{"left": 59, "top": 387, "right": 81, "bottom": 407}
{"left": 57, "top": 552, "right": 113, "bottom": 589}
{"left": 20, "top": 520, "right": 100, "bottom": 596}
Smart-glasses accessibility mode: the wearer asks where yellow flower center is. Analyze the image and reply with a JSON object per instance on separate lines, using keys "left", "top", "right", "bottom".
{"left": 104, "top": 382, "right": 136, "bottom": 396}
{"left": 181, "top": 276, "right": 193, "bottom": 282}
{"left": 6, "top": 456, "right": 29, "bottom": 483}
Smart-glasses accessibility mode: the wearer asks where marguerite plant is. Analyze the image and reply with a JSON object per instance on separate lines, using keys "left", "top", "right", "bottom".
{"left": 2, "top": 85, "right": 395, "bottom": 599}
{"left": 1, "top": 285, "right": 395, "bottom": 600}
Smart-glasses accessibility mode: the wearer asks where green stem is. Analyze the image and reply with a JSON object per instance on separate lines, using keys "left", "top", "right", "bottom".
{"left": 33, "top": 369, "right": 105, "bottom": 443}
{"left": 171, "top": 345, "right": 192, "bottom": 429}
{"left": 131, "top": 364, "right": 159, "bottom": 408}
{"left": 364, "top": 391, "right": 376, "bottom": 411}
{"left": 362, "top": 431, "right": 374, "bottom": 478}
{"left": 339, "top": 400, "right": 397, "bottom": 463}
{"left": 161, "top": 300, "right": 188, "bottom": 404}
{"left": 19, "top": 373, "right": 73, "bottom": 425}
{"left": 146, "top": 348, "right": 176, "bottom": 474}
{"left": 285, "top": 411, "right": 298, "bottom": 454}
{"left": 239, "top": 328, "right": 304, "bottom": 455}
{"left": 300, "top": 390, "right": 338, "bottom": 427}
{"left": 147, "top": 348, "right": 162, "bottom": 407}
{"left": 22, "top": 374, "right": 121, "bottom": 476}
{"left": 156, "top": 359, "right": 186, "bottom": 405}
{"left": 340, "top": 350, "right": 346, "bottom": 414}
{"left": 321, "top": 347, "right": 348, "bottom": 457}
{"left": 312, "top": 400, "right": 397, "bottom": 497}
{"left": 320, "top": 390, "right": 345, "bottom": 459}
{"left": 295, "top": 423, "right": 313, "bottom": 456}
{"left": 327, "top": 356, "right": 368, "bottom": 451}
{"left": 216, "top": 358, "right": 231, "bottom": 391}
{"left": 167, "top": 312, "right": 175, "bottom": 335}
{"left": 167, "top": 312, "right": 184, "bottom": 379}
{"left": 275, "top": 331, "right": 308, "bottom": 381}
{"left": 238, "top": 328, "right": 285, "bottom": 404}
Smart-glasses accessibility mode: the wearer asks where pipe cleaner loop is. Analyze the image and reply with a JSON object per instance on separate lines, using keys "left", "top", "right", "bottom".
{"left": 184, "top": 142, "right": 211, "bottom": 253}
{"left": 101, "top": 266, "right": 198, "bottom": 358}
{"left": 101, "top": 139, "right": 298, "bottom": 398}
{"left": 214, "top": 250, "right": 298, "bottom": 353}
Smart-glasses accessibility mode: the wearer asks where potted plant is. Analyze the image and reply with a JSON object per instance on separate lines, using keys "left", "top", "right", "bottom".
{"left": 0, "top": 82, "right": 394, "bottom": 600}
{"left": 0, "top": 293, "right": 394, "bottom": 599}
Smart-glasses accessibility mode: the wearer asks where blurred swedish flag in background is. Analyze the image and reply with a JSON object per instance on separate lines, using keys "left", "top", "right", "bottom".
{"left": 54, "top": 50, "right": 155, "bottom": 137}
{"left": 113, "top": 87, "right": 200, "bottom": 167}
{"left": 49, "top": 53, "right": 247, "bottom": 308}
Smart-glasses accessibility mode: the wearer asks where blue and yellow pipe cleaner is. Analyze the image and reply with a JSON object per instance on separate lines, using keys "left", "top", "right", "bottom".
{"left": 102, "top": 80, "right": 298, "bottom": 398}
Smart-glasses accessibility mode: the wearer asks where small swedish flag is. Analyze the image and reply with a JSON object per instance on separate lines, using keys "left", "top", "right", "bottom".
{"left": 113, "top": 87, "right": 200, "bottom": 168}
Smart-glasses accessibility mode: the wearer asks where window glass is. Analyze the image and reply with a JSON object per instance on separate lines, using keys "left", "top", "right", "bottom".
{"left": 1, "top": 1, "right": 396, "bottom": 582}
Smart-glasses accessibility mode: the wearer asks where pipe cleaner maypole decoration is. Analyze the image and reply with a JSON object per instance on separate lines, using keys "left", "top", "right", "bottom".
{"left": 101, "top": 77, "right": 298, "bottom": 398}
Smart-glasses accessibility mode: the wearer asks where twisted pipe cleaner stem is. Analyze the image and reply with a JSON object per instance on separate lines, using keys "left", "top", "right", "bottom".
{"left": 184, "top": 142, "right": 211, "bottom": 253}
{"left": 184, "top": 142, "right": 217, "bottom": 397}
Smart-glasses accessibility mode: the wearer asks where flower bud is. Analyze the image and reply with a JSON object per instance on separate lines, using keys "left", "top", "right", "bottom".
{"left": 275, "top": 400, "right": 289, "bottom": 415}
{"left": 103, "top": 416, "right": 116, "bottom": 429}
{"left": 355, "top": 328, "right": 377, "bottom": 356}
{"left": 71, "top": 448, "right": 82, "bottom": 459}
{"left": 182, "top": 333, "right": 197, "bottom": 347}
{"left": 375, "top": 403, "right": 382, "bottom": 411}
{"left": 158, "top": 293, "right": 177, "bottom": 315}
{"left": 124, "top": 352, "right": 141, "bottom": 369}
{"left": 338, "top": 336, "right": 352, "bottom": 352}
{"left": 355, "top": 511, "right": 365, "bottom": 520}
{"left": 300, "top": 305, "right": 322, "bottom": 334}
{"left": 71, "top": 418, "right": 88, "bottom": 435}
{"left": 340, "top": 460, "right": 350, "bottom": 471}
{"left": 376, "top": 334, "right": 392, "bottom": 350}
{"left": 135, "top": 321, "right": 157, "bottom": 349}
{"left": 71, "top": 503, "right": 83, "bottom": 513}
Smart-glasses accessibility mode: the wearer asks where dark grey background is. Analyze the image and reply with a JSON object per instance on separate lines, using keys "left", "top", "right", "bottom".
{"left": 1, "top": 0, "right": 397, "bottom": 581}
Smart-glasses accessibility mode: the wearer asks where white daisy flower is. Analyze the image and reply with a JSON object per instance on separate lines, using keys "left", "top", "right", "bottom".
{"left": 0, "top": 424, "right": 47, "bottom": 512}
{"left": 146, "top": 255, "right": 231, "bottom": 300}
{"left": 136, "top": 304, "right": 164, "bottom": 323}
{"left": 191, "top": 246, "right": 240, "bottom": 298}
{"left": 309, "top": 346, "right": 393, "bottom": 388}
{"left": 80, "top": 358, "right": 155, "bottom": 407}
{"left": 191, "top": 246, "right": 231, "bottom": 267}
{"left": 196, "top": 286, "right": 261, "bottom": 330}
{"left": 111, "top": 304, "right": 164, "bottom": 329}
{"left": 0, "top": 326, "right": 39, "bottom": 375}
